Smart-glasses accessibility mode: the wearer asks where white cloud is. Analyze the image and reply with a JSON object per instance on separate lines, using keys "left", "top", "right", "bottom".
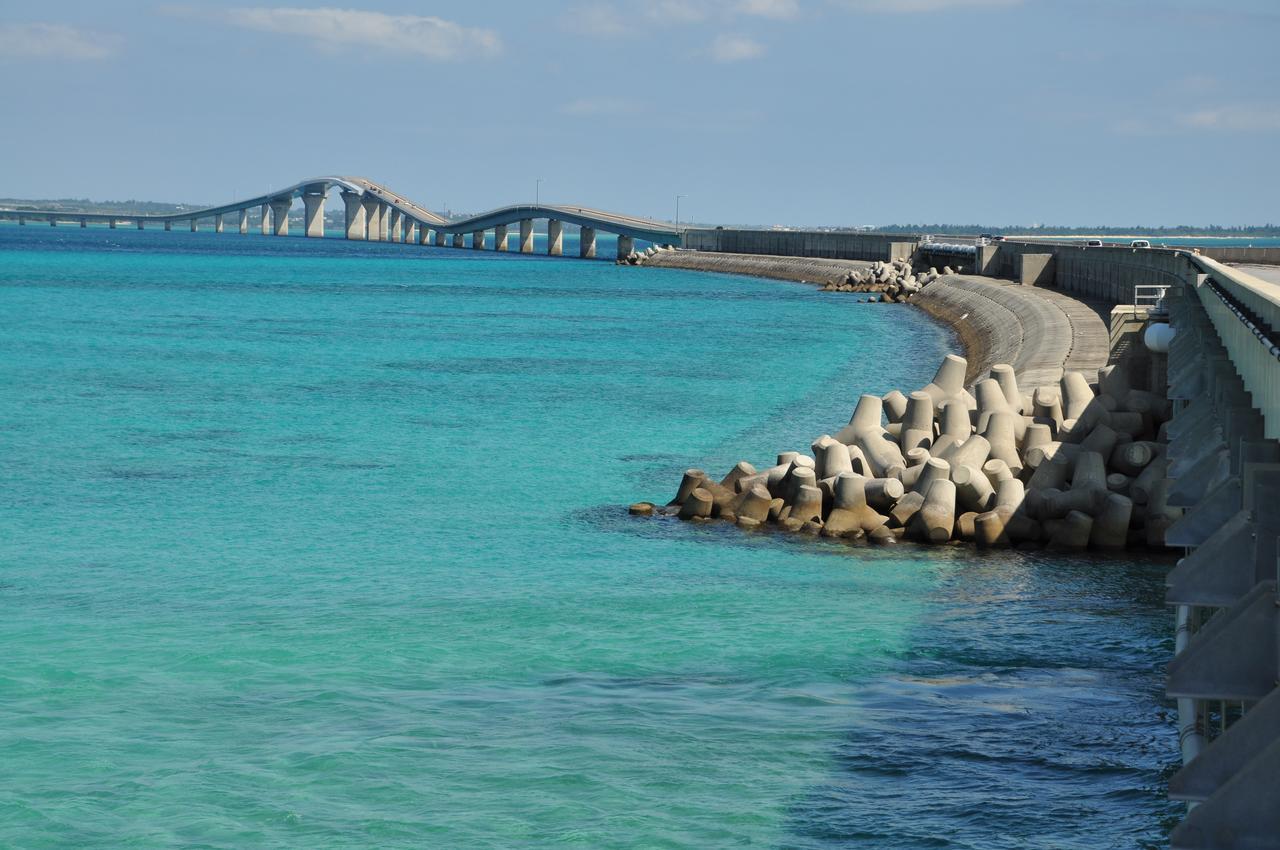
{"left": 1180, "top": 105, "right": 1280, "bottom": 133}
{"left": 220, "top": 7, "right": 501, "bottom": 60}
{"left": 738, "top": 0, "right": 800, "bottom": 17}
{"left": 839, "top": 0, "right": 1019, "bottom": 11}
{"left": 0, "top": 23, "right": 117, "bottom": 60}
{"left": 710, "top": 33, "right": 765, "bottom": 61}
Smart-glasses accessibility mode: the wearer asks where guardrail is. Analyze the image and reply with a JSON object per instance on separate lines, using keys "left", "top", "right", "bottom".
{"left": 1190, "top": 256, "right": 1280, "bottom": 439}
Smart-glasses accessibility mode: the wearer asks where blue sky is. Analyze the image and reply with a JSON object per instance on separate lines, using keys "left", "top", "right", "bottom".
{"left": 1, "top": 0, "right": 1276, "bottom": 226}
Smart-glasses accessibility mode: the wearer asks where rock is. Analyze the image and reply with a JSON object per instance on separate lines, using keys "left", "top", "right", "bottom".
{"left": 629, "top": 502, "right": 656, "bottom": 516}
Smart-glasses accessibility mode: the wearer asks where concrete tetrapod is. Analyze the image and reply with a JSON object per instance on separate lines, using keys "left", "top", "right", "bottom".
{"left": 910, "top": 479, "right": 957, "bottom": 543}
{"left": 883, "top": 390, "right": 908, "bottom": 423}
{"left": 953, "top": 464, "right": 996, "bottom": 513}
{"left": 989, "top": 363, "right": 1023, "bottom": 414}
{"left": 919, "top": 354, "right": 969, "bottom": 410}
{"left": 822, "top": 473, "right": 890, "bottom": 538}
{"left": 900, "top": 391, "right": 936, "bottom": 452}
{"left": 679, "top": 488, "right": 714, "bottom": 520}
{"left": 1090, "top": 493, "right": 1134, "bottom": 549}
{"left": 982, "top": 411, "right": 1023, "bottom": 477}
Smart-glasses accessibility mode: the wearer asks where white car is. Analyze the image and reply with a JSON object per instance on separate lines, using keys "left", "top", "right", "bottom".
{"left": 1131, "top": 239, "right": 1151, "bottom": 248}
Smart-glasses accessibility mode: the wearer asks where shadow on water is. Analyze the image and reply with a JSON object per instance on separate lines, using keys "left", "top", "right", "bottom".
{"left": 590, "top": 505, "right": 1184, "bottom": 849}
{"left": 778, "top": 547, "right": 1184, "bottom": 850}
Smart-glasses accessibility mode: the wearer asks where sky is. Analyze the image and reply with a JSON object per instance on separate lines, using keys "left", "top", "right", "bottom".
{"left": 1, "top": 0, "right": 1277, "bottom": 227}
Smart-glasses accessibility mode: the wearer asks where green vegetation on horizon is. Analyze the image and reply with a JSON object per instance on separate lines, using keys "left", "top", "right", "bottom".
{"left": 867, "top": 223, "right": 1280, "bottom": 236}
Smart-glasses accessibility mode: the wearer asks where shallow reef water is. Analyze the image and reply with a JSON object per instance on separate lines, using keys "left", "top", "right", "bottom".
{"left": 0, "top": 225, "right": 1179, "bottom": 848}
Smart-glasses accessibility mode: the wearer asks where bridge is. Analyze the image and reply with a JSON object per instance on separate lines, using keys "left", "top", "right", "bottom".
{"left": 0, "top": 175, "right": 684, "bottom": 260}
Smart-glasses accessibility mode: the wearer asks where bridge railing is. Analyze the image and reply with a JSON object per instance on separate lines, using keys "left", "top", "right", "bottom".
{"left": 1191, "top": 256, "right": 1280, "bottom": 439}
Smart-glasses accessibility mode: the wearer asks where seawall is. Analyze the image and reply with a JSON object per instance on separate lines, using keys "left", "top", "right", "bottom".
{"left": 641, "top": 249, "right": 1110, "bottom": 389}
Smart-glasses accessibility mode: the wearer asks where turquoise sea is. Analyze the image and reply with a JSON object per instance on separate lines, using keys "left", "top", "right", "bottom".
{"left": 0, "top": 225, "right": 1179, "bottom": 848}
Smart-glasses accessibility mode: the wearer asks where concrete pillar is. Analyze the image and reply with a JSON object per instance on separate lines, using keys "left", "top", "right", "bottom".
{"left": 494, "top": 224, "right": 508, "bottom": 252}
{"left": 519, "top": 219, "right": 534, "bottom": 253}
{"left": 215, "top": 214, "right": 224, "bottom": 234}
{"left": 471, "top": 231, "right": 484, "bottom": 250}
{"left": 190, "top": 219, "right": 198, "bottom": 232}
{"left": 164, "top": 220, "right": 171, "bottom": 232}
{"left": 418, "top": 225, "right": 430, "bottom": 245}
{"left": 270, "top": 198, "right": 291, "bottom": 237}
{"left": 453, "top": 232, "right": 465, "bottom": 249}
{"left": 239, "top": 208, "right": 249, "bottom": 235}
{"left": 435, "top": 231, "right": 446, "bottom": 247}
{"left": 136, "top": 220, "right": 143, "bottom": 230}
{"left": 406, "top": 220, "right": 417, "bottom": 244}
{"left": 342, "top": 191, "right": 365, "bottom": 240}
{"left": 617, "top": 234, "right": 634, "bottom": 260}
{"left": 260, "top": 204, "right": 270, "bottom": 236}
{"left": 548, "top": 219, "right": 563, "bottom": 256}
{"left": 80, "top": 218, "right": 87, "bottom": 228}
{"left": 303, "top": 192, "right": 326, "bottom": 238}
{"left": 580, "top": 226, "right": 596, "bottom": 259}
{"left": 18, "top": 216, "right": 24, "bottom": 225}
{"left": 377, "top": 203, "right": 389, "bottom": 241}
{"left": 363, "top": 198, "right": 382, "bottom": 241}
{"left": 109, "top": 219, "right": 116, "bottom": 229}
{"left": 50, "top": 218, "right": 57, "bottom": 227}
{"left": 389, "top": 208, "right": 403, "bottom": 243}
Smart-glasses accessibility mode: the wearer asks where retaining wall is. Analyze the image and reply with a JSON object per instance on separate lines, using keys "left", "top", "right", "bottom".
{"left": 683, "top": 229, "right": 917, "bottom": 262}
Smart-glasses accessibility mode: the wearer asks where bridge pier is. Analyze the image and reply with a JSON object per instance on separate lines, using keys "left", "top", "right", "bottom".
{"left": 80, "top": 218, "right": 87, "bottom": 228}
{"left": 378, "top": 203, "right": 390, "bottom": 241}
{"left": 406, "top": 220, "right": 417, "bottom": 244}
{"left": 580, "top": 226, "right": 596, "bottom": 259}
{"left": 239, "top": 209, "right": 249, "bottom": 235}
{"left": 190, "top": 219, "right": 198, "bottom": 233}
{"left": 303, "top": 191, "right": 326, "bottom": 238}
{"left": 495, "top": 224, "right": 508, "bottom": 252}
{"left": 215, "top": 214, "right": 224, "bottom": 234}
{"left": 362, "top": 198, "right": 382, "bottom": 241}
{"left": 435, "top": 231, "right": 445, "bottom": 247}
{"left": 18, "top": 216, "right": 24, "bottom": 226}
{"left": 520, "top": 219, "right": 533, "bottom": 253}
{"left": 418, "top": 225, "right": 430, "bottom": 245}
{"left": 453, "top": 233, "right": 465, "bottom": 249}
{"left": 617, "top": 235, "right": 634, "bottom": 261}
{"left": 343, "top": 191, "right": 365, "bottom": 240}
{"left": 108, "top": 219, "right": 116, "bottom": 229}
{"left": 472, "top": 231, "right": 485, "bottom": 250}
{"left": 137, "top": 220, "right": 143, "bottom": 230}
{"left": 270, "top": 198, "right": 291, "bottom": 237}
{"left": 548, "top": 219, "right": 563, "bottom": 256}
{"left": 389, "top": 208, "right": 403, "bottom": 243}
{"left": 50, "top": 218, "right": 56, "bottom": 227}
{"left": 165, "top": 220, "right": 171, "bottom": 232}
{"left": 260, "top": 204, "right": 270, "bottom": 236}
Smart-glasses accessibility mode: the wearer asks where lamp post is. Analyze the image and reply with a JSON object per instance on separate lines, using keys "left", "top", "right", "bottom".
{"left": 536, "top": 178, "right": 543, "bottom": 206}
{"left": 675, "top": 194, "right": 687, "bottom": 229}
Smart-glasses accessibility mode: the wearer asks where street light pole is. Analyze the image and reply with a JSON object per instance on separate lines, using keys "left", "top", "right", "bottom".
{"left": 675, "top": 194, "right": 687, "bottom": 229}
{"left": 536, "top": 178, "right": 543, "bottom": 206}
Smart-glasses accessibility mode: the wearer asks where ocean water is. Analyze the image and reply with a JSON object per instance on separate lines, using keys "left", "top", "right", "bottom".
{"left": 0, "top": 226, "right": 1180, "bottom": 848}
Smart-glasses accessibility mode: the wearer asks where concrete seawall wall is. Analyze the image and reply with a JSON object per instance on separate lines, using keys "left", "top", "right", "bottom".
{"left": 981, "top": 241, "right": 1196, "bottom": 303}
{"left": 683, "top": 229, "right": 917, "bottom": 262}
